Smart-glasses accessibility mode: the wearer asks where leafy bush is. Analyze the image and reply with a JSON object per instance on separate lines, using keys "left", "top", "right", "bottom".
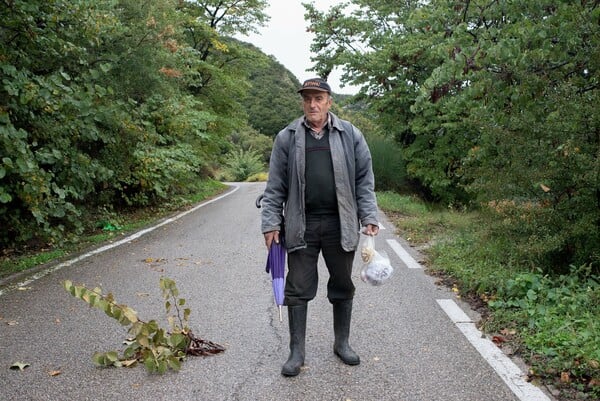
{"left": 368, "top": 135, "right": 408, "bottom": 193}
{"left": 0, "top": 0, "right": 265, "bottom": 250}
{"left": 220, "top": 149, "right": 264, "bottom": 182}
{"left": 228, "top": 128, "right": 274, "bottom": 165}
{"left": 489, "top": 266, "right": 600, "bottom": 397}
{"left": 0, "top": 17, "right": 113, "bottom": 246}
{"left": 246, "top": 172, "right": 268, "bottom": 182}
{"left": 476, "top": 197, "right": 600, "bottom": 275}
{"left": 125, "top": 143, "right": 204, "bottom": 206}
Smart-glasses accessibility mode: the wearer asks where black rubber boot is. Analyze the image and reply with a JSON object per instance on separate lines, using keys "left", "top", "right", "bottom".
{"left": 281, "top": 304, "right": 307, "bottom": 376}
{"left": 333, "top": 299, "right": 360, "bottom": 365}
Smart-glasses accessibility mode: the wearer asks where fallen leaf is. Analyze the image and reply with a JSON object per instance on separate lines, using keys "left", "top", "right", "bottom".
{"left": 492, "top": 335, "right": 506, "bottom": 344}
{"left": 121, "top": 359, "right": 137, "bottom": 367}
{"left": 144, "top": 257, "right": 166, "bottom": 264}
{"left": 560, "top": 371, "right": 570, "bottom": 383}
{"left": 10, "top": 362, "right": 30, "bottom": 371}
{"left": 540, "top": 184, "right": 551, "bottom": 192}
{"left": 55, "top": 318, "right": 61, "bottom": 324}
{"left": 500, "top": 328, "right": 516, "bottom": 336}
{"left": 48, "top": 369, "right": 61, "bottom": 377}
{"left": 6, "top": 320, "right": 18, "bottom": 326}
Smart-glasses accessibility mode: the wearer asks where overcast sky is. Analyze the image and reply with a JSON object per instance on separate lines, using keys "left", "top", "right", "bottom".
{"left": 236, "top": 0, "right": 358, "bottom": 94}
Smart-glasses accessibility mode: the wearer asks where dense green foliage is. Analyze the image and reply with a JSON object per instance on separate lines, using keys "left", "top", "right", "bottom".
{"left": 489, "top": 267, "right": 599, "bottom": 387}
{"left": 0, "top": 0, "right": 269, "bottom": 249}
{"left": 306, "top": 0, "right": 600, "bottom": 273}
{"left": 220, "top": 148, "right": 264, "bottom": 182}
{"left": 239, "top": 42, "right": 303, "bottom": 137}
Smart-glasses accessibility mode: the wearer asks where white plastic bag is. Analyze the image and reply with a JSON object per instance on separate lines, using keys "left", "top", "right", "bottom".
{"left": 360, "top": 235, "right": 394, "bottom": 286}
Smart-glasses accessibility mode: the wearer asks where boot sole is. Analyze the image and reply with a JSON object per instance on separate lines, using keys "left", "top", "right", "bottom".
{"left": 281, "top": 369, "right": 301, "bottom": 377}
{"left": 281, "top": 364, "right": 302, "bottom": 376}
{"left": 334, "top": 349, "right": 360, "bottom": 366}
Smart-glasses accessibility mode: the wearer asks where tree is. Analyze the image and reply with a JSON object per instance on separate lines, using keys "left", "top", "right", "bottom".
{"left": 238, "top": 42, "right": 303, "bottom": 137}
{"left": 304, "top": 0, "right": 468, "bottom": 202}
{"left": 0, "top": 0, "right": 272, "bottom": 249}
{"left": 458, "top": 1, "right": 600, "bottom": 270}
{"left": 306, "top": 0, "right": 600, "bottom": 269}
{"left": 0, "top": 0, "right": 125, "bottom": 244}
{"left": 176, "top": 1, "right": 270, "bottom": 159}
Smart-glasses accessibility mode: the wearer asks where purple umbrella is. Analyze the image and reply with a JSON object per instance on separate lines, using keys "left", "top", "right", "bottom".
{"left": 265, "top": 238, "right": 286, "bottom": 322}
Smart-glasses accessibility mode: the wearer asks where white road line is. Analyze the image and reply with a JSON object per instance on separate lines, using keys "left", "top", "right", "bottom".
{"left": 437, "top": 299, "right": 552, "bottom": 401}
{"left": 0, "top": 186, "right": 239, "bottom": 298}
{"left": 386, "top": 239, "right": 422, "bottom": 269}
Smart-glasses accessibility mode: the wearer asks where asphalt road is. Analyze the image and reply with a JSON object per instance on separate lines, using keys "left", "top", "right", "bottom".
{"left": 0, "top": 182, "right": 553, "bottom": 401}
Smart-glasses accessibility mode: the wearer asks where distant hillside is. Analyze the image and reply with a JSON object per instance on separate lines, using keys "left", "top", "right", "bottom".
{"left": 235, "top": 40, "right": 303, "bottom": 137}
{"left": 235, "top": 40, "right": 358, "bottom": 137}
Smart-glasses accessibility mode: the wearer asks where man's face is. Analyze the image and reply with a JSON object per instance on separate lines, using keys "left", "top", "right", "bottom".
{"left": 301, "top": 90, "right": 332, "bottom": 128}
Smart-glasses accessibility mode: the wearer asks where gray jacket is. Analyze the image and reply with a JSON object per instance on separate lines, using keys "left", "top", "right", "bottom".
{"left": 261, "top": 112, "right": 378, "bottom": 252}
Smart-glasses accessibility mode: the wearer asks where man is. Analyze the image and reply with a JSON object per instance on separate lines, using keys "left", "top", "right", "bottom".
{"left": 261, "top": 77, "right": 379, "bottom": 377}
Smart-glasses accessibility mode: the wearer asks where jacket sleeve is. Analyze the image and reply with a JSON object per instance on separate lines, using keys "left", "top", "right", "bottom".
{"left": 261, "top": 130, "right": 289, "bottom": 233}
{"left": 352, "top": 125, "right": 379, "bottom": 227}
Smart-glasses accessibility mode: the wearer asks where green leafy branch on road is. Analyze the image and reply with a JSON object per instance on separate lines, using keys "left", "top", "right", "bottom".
{"left": 63, "top": 277, "right": 225, "bottom": 374}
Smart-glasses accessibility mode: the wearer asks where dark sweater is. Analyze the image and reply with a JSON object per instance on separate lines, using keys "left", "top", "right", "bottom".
{"left": 305, "top": 131, "right": 338, "bottom": 215}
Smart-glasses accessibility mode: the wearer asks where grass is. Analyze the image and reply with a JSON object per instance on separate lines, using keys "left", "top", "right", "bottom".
{"left": 376, "top": 190, "right": 474, "bottom": 246}
{"left": 0, "top": 179, "right": 228, "bottom": 281}
{"left": 377, "top": 191, "right": 600, "bottom": 401}
{"left": 2, "top": 249, "right": 67, "bottom": 277}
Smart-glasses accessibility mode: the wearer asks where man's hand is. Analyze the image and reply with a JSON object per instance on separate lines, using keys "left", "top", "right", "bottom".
{"left": 363, "top": 224, "right": 379, "bottom": 236}
{"left": 264, "top": 230, "right": 280, "bottom": 249}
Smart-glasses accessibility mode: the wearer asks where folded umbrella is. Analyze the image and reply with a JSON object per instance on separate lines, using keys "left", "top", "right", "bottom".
{"left": 265, "top": 237, "right": 286, "bottom": 322}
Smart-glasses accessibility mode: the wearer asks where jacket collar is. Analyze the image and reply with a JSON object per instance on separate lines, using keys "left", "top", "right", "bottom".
{"left": 329, "top": 112, "right": 346, "bottom": 132}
